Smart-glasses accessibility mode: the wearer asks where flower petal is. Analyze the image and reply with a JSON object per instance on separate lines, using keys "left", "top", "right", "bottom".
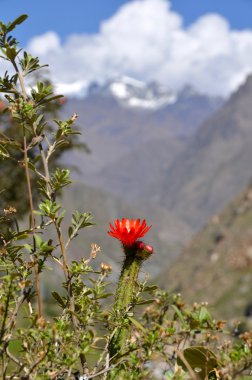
{"left": 107, "top": 218, "right": 151, "bottom": 246}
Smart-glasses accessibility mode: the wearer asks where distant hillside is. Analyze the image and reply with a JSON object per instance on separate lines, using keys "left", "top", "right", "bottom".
{"left": 158, "top": 74, "right": 252, "bottom": 229}
{"left": 90, "top": 137, "right": 186, "bottom": 201}
{"left": 158, "top": 181, "right": 252, "bottom": 319}
{"left": 62, "top": 83, "right": 223, "bottom": 187}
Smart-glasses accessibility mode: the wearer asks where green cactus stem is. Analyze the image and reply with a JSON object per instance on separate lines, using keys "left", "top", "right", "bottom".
{"left": 109, "top": 243, "right": 153, "bottom": 359}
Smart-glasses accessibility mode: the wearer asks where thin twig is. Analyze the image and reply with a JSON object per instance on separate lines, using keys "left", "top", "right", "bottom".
{"left": 55, "top": 224, "right": 69, "bottom": 282}
{"left": 23, "top": 133, "right": 43, "bottom": 319}
{"left": 6, "top": 348, "right": 24, "bottom": 369}
{"left": 54, "top": 222, "right": 86, "bottom": 370}
{"left": 0, "top": 281, "right": 12, "bottom": 343}
{"left": 176, "top": 350, "right": 199, "bottom": 380}
{"left": 5, "top": 220, "right": 54, "bottom": 246}
{"left": 22, "top": 349, "right": 47, "bottom": 379}
{"left": 11, "top": 58, "right": 43, "bottom": 320}
{"left": 54, "top": 223, "right": 79, "bottom": 329}
{"left": 5, "top": 295, "right": 26, "bottom": 333}
{"left": 88, "top": 359, "right": 125, "bottom": 379}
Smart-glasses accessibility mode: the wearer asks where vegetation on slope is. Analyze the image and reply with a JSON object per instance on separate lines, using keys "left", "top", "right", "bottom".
{"left": 159, "top": 181, "right": 252, "bottom": 320}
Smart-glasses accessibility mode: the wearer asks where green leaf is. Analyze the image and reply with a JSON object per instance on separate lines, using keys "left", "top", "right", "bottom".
{"left": 14, "top": 233, "right": 29, "bottom": 241}
{"left": 27, "top": 161, "right": 36, "bottom": 172}
{"left": 83, "top": 289, "right": 92, "bottom": 296}
{"left": 51, "top": 291, "right": 66, "bottom": 308}
{"left": 96, "top": 293, "right": 113, "bottom": 300}
{"left": 0, "top": 144, "right": 9, "bottom": 158}
{"left": 7, "top": 15, "right": 28, "bottom": 32}
{"left": 51, "top": 168, "right": 71, "bottom": 191}
{"left": 68, "top": 226, "right": 73, "bottom": 238}
{"left": 23, "top": 244, "right": 33, "bottom": 253}
{"left": 5, "top": 46, "right": 20, "bottom": 61}
{"left": 37, "top": 94, "right": 63, "bottom": 106}
{"left": 143, "top": 285, "right": 158, "bottom": 292}
{"left": 199, "top": 306, "right": 211, "bottom": 322}
{"left": 171, "top": 305, "right": 186, "bottom": 327}
{"left": 128, "top": 316, "right": 146, "bottom": 333}
{"left": 136, "top": 299, "right": 156, "bottom": 305}
{"left": 56, "top": 210, "right": 66, "bottom": 227}
{"left": 34, "top": 234, "right": 42, "bottom": 247}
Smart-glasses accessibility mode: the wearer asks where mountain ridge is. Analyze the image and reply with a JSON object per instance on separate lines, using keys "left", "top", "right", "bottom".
{"left": 157, "top": 74, "right": 252, "bottom": 229}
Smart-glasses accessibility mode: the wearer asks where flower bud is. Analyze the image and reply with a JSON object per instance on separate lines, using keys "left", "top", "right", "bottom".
{"left": 135, "top": 241, "right": 145, "bottom": 250}
{"left": 101, "top": 262, "right": 112, "bottom": 274}
{"left": 71, "top": 113, "right": 78, "bottom": 122}
{"left": 135, "top": 242, "right": 154, "bottom": 259}
{"left": 144, "top": 244, "right": 153, "bottom": 254}
{"left": 4, "top": 206, "right": 17, "bottom": 215}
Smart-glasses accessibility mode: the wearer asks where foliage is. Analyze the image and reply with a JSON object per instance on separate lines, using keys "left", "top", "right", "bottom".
{"left": 0, "top": 15, "right": 251, "bottom": 380}
{"left": 0, "top": 71, "right": 88, "bottom": 222}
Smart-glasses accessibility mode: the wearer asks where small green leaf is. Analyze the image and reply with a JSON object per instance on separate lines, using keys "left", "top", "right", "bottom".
{"left": 128, "top": 316, "right": 146, "bottom": 333}
{"left": 5, "top": 46, "right": 20, "bottom": 61}
{"left": 7, "top": 15, "right": 28, "bottom": 32}
{"left": 171, "top": 305, "right": 186, "bottom": 327}
{"left": 51, "top": 291, "right": 66, "bottom": 308}
{"left": 136, "top": 299, "right": 156, "bottom": 305}
{"left": 199, "top": 306, "right": 211, "bottom": 322}
{"left": 68, "top": 226, "right": 73, "bottom": 238}
{"left": 0, "top": 144, "right": 9, "bottom": 158}
{"left": 14, "top": 233, "right": 29, "bottom": 241}
{"left": 96, "top": 293, "right": 113, "bottom": 300}
{"left": 27, "top": 161, "right": 36, "bottom": 172}
{"left": 83, "top": 289, "right": 92, "bottom": 296}
{"left": 143, "top": 285, "right": 158, "bottom": 292}
{"left": 37, "top": 94, "right": 63, "bottom": 106}
{"left": 23, "top": 244, "right": 33, "bottom": 253}
{"left": 56, "top": 212, "right": 65, "bottom": 227}
{"left": 34, "top": 234, "right": 42, "bottom": 247}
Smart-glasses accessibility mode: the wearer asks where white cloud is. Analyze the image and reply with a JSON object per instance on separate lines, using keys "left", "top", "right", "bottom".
{"left": 28, "top": 31, "right": 61, "bottom": 55}
{"left": 54, "top": 80, "right": 88, "bottom": 97}
{"left": 26, "top": 0, "right": 252, "bottom": 97}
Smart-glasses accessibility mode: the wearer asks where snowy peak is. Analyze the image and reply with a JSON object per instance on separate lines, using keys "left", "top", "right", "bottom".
{"left": 88, "top": 76, "right": 177, "bottom": 110}
{"left": 59, "top": 75, "right": 223, "bottom": 112}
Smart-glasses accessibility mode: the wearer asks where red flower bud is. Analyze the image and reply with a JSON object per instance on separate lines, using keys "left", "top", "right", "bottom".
{"left": 144, "top": 245, "right": 154, "bottom": 254}
{"left": 135, "top": 241, "right": 145, "bottom": 250}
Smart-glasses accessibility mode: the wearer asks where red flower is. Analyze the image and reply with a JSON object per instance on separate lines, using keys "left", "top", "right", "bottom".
{"left": 108, "top": 218, "right": 151, "bottom": 246}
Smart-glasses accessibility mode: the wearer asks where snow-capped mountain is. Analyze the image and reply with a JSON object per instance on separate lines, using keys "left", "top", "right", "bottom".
{"left": 56, "top": 75, "right": 224, "bottom": 112}
{"left": 87, "top": 76, "right": 177, "bottom": 110}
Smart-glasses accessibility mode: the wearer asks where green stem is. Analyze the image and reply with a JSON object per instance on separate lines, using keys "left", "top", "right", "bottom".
{"left": 12, "top": 58, "right": 43, "bottom": 320}
{"left": 109, "top": 250, "right": 143, "bottom": 358}
{"left": 115, "top": 255, "right": 142, "bottom": 311}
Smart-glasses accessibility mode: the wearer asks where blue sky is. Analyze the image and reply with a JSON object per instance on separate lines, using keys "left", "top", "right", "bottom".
{"left": 1, "top": 0, "right": 251, "bottom": 43}
{"left": 1, "top": 0, "right": 252, "bottom": 97}
{"left": 172, "top": 0, "right": 252, "bottom": 30}
{"left": 1, "top": 0, "right": 130, "bottom": 43}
